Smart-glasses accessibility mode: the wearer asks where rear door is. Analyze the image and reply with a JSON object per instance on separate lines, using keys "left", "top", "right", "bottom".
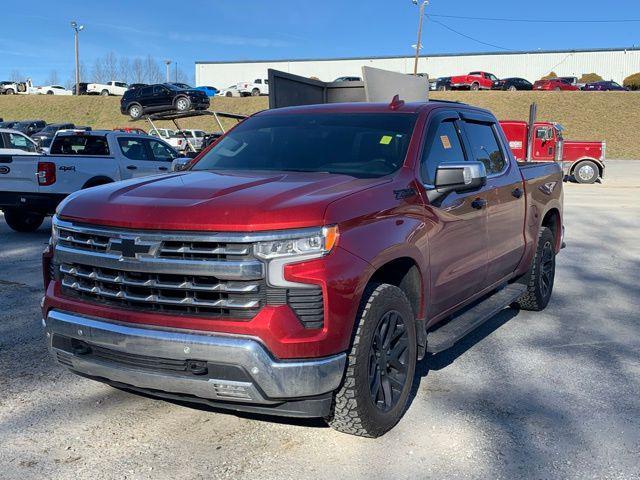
{"left": 419, "top": 110, "right": 489, "bottom": 319}
{"left": 460, "top": 113, "right": 526, "bottom": 286}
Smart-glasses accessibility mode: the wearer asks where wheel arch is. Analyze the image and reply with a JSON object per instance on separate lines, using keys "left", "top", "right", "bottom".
{"left": 540, "top": 207, "right": 562, "bottom": 252}
{"left": 82, "top": 176, "right": 114, "bottom": 189}
{"left": 569, "top": 157, "right": 604, "bottom": 178}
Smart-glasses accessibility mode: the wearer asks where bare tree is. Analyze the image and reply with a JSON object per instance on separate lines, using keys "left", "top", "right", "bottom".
{"left": 130, "top": 58, "right": 144, "bottom": 83}
{"left": 118, "top": 57, "right": 131, "bottom": 83}
{"left": 65, "top": 61, "right": 86, "bottom": 90}
{"left": 10, "top": 70, "right": 23, "bottom": 82}
{"left": 45, "top": 70, "right": 59, "bottom": 85}
{"left": 102, "top": 52, "right": 118, "bottom": 81}
{"left": 145, "top": 55, "right": 163, "bottom": 84}
{"left": 91, "top": 58, "right": 105, "bottom": 83}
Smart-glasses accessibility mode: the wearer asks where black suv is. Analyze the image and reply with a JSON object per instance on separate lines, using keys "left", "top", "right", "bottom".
{"left": 120, "top": 83, "right": 210, "bottom": 119}
{"left": 31, "top": 123, "right": 76, "bottom": 145}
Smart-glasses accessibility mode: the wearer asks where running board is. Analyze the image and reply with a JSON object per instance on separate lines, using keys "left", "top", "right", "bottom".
{"left": 426, "top": 284, "right": 527, "bottom": 354}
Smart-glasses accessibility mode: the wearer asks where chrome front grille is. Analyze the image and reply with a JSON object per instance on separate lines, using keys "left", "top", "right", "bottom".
{"left": 54, "top": 218, "right": 267, "bottom": 318}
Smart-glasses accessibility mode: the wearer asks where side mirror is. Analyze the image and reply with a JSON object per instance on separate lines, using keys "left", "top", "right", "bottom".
{"left": 428, "top": 161, "right": 487, "bottom": 203}
{"left": 171, "top": 157, "right": 192, "bottom": 172}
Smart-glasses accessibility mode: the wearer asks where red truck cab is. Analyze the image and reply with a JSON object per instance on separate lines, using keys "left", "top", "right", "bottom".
{"left": 449, "top": 71, "right": 498, "bottom": 90}
{"left": 500, "top": 120, "right": 605, "bottom": 183}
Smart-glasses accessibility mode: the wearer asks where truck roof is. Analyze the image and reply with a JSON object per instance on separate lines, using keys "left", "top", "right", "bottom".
{"left": 256, "top": 100, "right": 470, "bottom": 116}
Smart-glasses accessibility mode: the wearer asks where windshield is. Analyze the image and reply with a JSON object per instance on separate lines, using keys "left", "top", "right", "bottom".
{"left": 193, "top": 113, "right": 417, "bottom": 178}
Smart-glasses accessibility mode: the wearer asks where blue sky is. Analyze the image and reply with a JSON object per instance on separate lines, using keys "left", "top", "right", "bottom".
{"left": 2, "top": 0, "right": 639, "bottom": 85}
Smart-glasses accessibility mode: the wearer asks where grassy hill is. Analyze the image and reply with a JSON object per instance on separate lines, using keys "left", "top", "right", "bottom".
{"left": 1, "top": 92, "right": 637, "bottom": 158}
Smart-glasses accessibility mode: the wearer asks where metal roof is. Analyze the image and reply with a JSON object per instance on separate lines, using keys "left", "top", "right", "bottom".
{"left": 195, "top": 46, "right": 640, "bottom": 65}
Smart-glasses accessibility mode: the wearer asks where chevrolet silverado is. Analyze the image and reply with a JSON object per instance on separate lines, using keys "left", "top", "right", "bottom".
{"left": 42, "top": 99, "right": 564, "bottom": 437}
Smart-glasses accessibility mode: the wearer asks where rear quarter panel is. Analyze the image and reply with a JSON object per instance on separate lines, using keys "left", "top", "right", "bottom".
{"left": 39, "top": 155, "right": 121, "bottom": 194}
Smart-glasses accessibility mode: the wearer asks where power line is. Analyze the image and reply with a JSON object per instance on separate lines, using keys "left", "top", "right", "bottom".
{"left": 426, "top": 13, "right": 640, "bottom": 24}
{"left": 428, "top": 18, "right": 512, "bottom": 51}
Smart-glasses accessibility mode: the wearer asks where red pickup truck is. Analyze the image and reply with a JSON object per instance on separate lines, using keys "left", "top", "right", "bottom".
{"left": 42, "top": 100, "right": 563, "bottom": 437}
{"left": 501, "top": 120, "right": 605, "bottom": 183}
{"left": 449, "top": 71, "right": 499, "bottom": 90}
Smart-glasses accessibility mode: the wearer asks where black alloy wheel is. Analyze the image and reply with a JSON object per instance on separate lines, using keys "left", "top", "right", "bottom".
{"left": 538, "top": 240, "right": 555, "bottom": 300}
{"left": 368, "top": 310, "right": 410, "bottom": 412}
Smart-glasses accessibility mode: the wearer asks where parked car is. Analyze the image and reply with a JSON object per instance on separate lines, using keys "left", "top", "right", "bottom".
{"left": 148, "top": 128, "right": 175, "bottom": 139}
{"left": 127, "top": 83, "right": 148, "bottom": 90}
{"left": 120, "top": 83, "right": 210, "bottom": 119}
{"left": 148, "top": 128, "right": 185, "bottom": 151}
{"left": 195, "top": 86, "right": 219, "bottom": 97}
{"left": 433, "top": 77, "right": 452, "bottom": 91}
{"left": 0, "top": 128, "right": 40, "bottom": 155}
{"left": 0, "top": 130, "right": 184, "bottom": 232}
{"left": 41, "top": 99, "right": 564, "bottom": 438}
{"left": 0, "top": 79, "right": 36, "bottom": 95}
{"left": 582, "top": 81, "right": 628, "bottom": 91}
{"left": 334, "top": 76, "right": 362, "bottom": 82}
{"left": 12, "top": 120, "right": 47, "bottom": 136}
{"left": 113, "top": 127, "right": 147, "bottom": 134}
{"left": 237, "top": 78, "right": 269, "bottom": 96}
{"left": 492, "top": 77, "right": 533, "bottom": 91}
{"left": 0, "top": 121, "right": 19, "bottom": 129}
{"left": 450, "top": 71, "right": 498, "bottom": 90}
{"left": 175, "top": 129, "right": 207, "bottom": 151}
{"left": 501, "top": 120, "right": 605, "bottom": 183}
{"left": 169, "top": 83, "right": 193, "bottom": 90}
{"left": 87, "top": 81, "right": 129, "bottom": 96}
{"left": 533, "top": 79, "right": 579, "bottom": 91}
{"left": 556, "top": 76, "right": 580, "bottom": 88}
{"left": 32, "top": 123, "right": 76, "bottom": 146}
{"left": 217, "top": 85, "right": 241, "bottom": 97}
{"left": 71, "top": 83, "right": 89, "bottom": 95}
{"left": 35, "top": 85, "right": 72, "bottom": 95}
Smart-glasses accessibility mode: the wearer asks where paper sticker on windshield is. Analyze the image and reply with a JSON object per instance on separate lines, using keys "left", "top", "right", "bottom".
{"left": 380, "top": 135, "right": 393, "bottom": 145}
{"left": 440, "top": 135, "right": 452, "bottom": 149}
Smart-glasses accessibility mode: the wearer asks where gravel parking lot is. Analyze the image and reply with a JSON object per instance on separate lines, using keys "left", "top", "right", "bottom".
{"left": 1, "top": 161, "right": 639, "bottom": 480}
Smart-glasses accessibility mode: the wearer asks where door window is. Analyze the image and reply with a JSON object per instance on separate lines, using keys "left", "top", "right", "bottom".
{"left": 421, "top": 120, "right": 466, "bottom": 184}
{"left": 118, "top": 138, "right": 150, "bottom": 160}
{"left": 7, "top": 133, "right": 36, "bottom": 152}
{"left": 463, "top": 121, "right": 506, "bottom": 175}
{"left": 148, "top": 139, "right": 177, "bottom": 161}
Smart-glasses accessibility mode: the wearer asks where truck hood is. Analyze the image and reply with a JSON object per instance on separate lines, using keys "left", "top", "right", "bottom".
{"left": 58, "top": 170, "right": 388, "bottom": 231}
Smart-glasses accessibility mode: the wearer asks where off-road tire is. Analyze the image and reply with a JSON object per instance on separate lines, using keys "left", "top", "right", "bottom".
{"left": 101, "top": 89, "right": 109, "bottom": 96}
{"left": 128, "top": 104, "right": 143, "bottom": 120}
{"left": 326, "top": 283, "right": 417, "bottom": 438}
{"left": 175, "top": 96, "right": 191, "bottom": 112}
{"left": 573, "top": 160, "right": 599, "bottom": 184}
{"left": 3, "top": 209, "right": 45, "bottom": 232}
{"left": 513, "top": 227, "right": 556, "bottom": 311}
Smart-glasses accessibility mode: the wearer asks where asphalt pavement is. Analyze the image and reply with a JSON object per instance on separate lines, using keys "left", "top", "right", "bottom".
{"left": 0, "top": 161, "right": 638, "bottom": 479}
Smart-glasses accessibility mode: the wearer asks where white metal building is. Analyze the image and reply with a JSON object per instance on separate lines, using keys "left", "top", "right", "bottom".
{"left": 195, "top": 47, "right": 640, "bottom": 88}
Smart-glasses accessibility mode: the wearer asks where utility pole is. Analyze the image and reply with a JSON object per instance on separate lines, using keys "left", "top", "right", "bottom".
{"left": 165, "top": 60, "right": 172, "bottom": 82}
{"left": 412, "top": 1, "right": 428, "bottom": 76}
{"left": 175, "top": 62, "right": 178, "bottom": 83}
{"left": 70, "top": 21, "right": 84, "bottom": 95}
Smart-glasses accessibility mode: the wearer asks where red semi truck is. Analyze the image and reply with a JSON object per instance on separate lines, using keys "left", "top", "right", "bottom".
{"left": 500, "top": 120, "right": 605, "bottom": 183}
{"left": 42, "top": 93, "right": 564, "bottom": 437}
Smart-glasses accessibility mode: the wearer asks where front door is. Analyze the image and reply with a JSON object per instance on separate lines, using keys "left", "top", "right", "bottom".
{"left": 116, "top": 136, "right": 162, "bottom": 178}
{"left": 419, "top": 111, "right": 489, "bottom": 320}
{"left": 533, "top": 126, "right": 556, "bottom": 161}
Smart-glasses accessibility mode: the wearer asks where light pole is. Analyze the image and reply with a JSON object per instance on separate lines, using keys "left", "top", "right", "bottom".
{"left": 412, "top": 0, "right": 428, "bottom": 76}
{"left": 70, "top": 21, "right": 84, "bottom": 95}
{"left": 165, "top": 60, "right": 172, "bottom": 82}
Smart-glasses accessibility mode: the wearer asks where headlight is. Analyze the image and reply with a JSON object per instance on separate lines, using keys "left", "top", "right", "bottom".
{"left": 254, "top": 226, "right": 338, "bottom": 259}
{"left": 255, "top": 226, "right": 339, "bottom": 288}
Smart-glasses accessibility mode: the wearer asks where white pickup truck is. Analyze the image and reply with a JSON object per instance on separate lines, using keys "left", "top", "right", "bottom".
{"left": 237, "top": 78, "right": 269, "bottom": 96}
{"left": 86, "top": 81, "right": 128, "bottom": 96}
{"left": 0, "top": 130, "right": 184, "bottom": 232}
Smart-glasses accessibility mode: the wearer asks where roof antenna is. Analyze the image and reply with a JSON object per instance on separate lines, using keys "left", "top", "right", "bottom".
{"left": 389, "top": 94, "right": 405, "bottom": 110}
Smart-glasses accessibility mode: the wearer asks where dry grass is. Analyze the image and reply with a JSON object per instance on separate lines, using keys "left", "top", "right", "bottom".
{"left": 0, "top": 92, "right": 637, "bottom": 158}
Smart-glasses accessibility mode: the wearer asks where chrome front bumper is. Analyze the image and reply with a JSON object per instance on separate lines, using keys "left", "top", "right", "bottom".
{"left": 44, "top": 310, "right": 346, "bottom": 407}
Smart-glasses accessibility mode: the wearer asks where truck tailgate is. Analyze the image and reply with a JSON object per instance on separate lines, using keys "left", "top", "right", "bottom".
{"left": 0, "top": 155, "right": 39, "bottom": 193}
